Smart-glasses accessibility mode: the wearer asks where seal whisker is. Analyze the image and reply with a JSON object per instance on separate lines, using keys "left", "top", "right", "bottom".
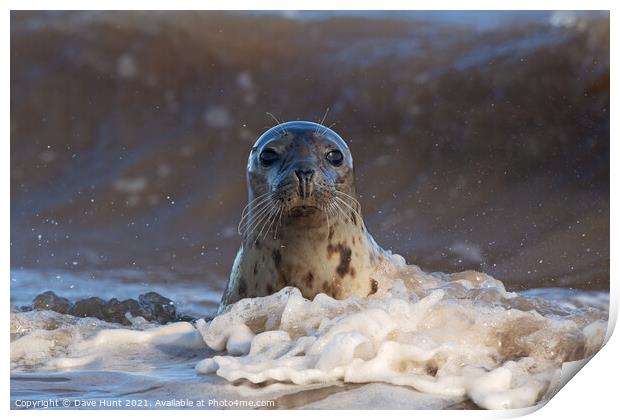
{"left": 327, "top": 201, "right": 342, "bottom": 225}
{"left": 255, "top": 203, "right": 280, "bottom": 242}
{"left": 242, "top": 189, "right": 273, "bottom": 209}
{"left": 266, "top": 112, "right": 288, "bottom": 135}
{"left": 314, "top": 184, "right": 346, "bottom": 225}
{"left": 246, "top": 206, "right": 277, "bottom": 241}
{"left": 273, "top": 205, "right": 285, "bottom": 239}
{"left": 330, "top": 198, "right": 350, "bottom": 225}
{"left": 239, "top": 192, "right": 275, "bottom": 222}
{"left": 239, "top": 185, "right": 297, "bottom": 234}
{"left": 262, "top": 203, "right": 282, "bottom": 241}
{"left": 315, "top": 107, "right": 330, "bottom": 135}
{"left": 319, "top": 107, "right": 330, "bottom": 126}
{"left": 332, "top": 190, "right": 362, "bottom": 211}
{"left": 239, "top": 191, "right": 274, "bottom": 222}
{"left": 315, "top": 183, "right": 351, "bottom": 224}
{"left": 241, "top": 193, "right": 275, "bottom": 218}
{"left": 265, "top": 202, "right": 282, "bottom": 237}
{"left": 332, "top": 195, "right": 360, "bottom": 222}
{"left": 331, "top": 188, "right": 359, "bottom": 203}
{"left": 242, "top": 201, "right": 279, "bottom": 237}
{"left": 247, "top": 199, "right": 278, "bottom": 229}
{"left": 322, "top": 201, "right": 331, "bottom": 238}
{"left": 320, "top": 121, "right": 337, "bottom": 136}
{"left": 272, "top": 205, "right": 285, "bottom": 239}
{"left": 333, "top": 195, "right": 363, "bottom": 224}
{"left": 238, "top": 196, "right": 278, "bottom": 235}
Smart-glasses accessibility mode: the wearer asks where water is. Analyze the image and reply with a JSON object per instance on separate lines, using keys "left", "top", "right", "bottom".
{"left": 11, "top": 268, "right": 221, "bottom": 318}
{"left": 11, "top": 10, "right": 609, "bottom": 289}
{"left": 11, "top": 255, "right": 609, "bottom": 409}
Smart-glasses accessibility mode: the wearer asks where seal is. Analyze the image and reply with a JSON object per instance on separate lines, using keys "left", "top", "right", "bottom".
{"left": 219, "top": 121, "right": 387, "bottom": 310}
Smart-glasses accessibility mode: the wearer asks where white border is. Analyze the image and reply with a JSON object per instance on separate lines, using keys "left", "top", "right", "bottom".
{"left": 3, "top": 2, "right": 616, "bottom": 419}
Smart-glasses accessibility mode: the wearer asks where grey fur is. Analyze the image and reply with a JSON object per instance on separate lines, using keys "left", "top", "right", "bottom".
{"left": 219, "top": 121, "right": 387, "bottom": 312}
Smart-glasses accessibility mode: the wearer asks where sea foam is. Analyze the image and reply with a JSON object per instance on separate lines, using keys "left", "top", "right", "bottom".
{"left": 10, "top": 253, "right": 608, "bottom": 409}
{"left": 194, "top": 253, "right": 608, "bottom": 409}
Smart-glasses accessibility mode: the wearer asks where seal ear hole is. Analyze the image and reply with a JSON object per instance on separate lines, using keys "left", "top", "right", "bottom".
{"left": 259, "top": 148, "right": 279, "bottom": 166}
{"left": 326, "top": 150, "right": 344, "bottom": 166}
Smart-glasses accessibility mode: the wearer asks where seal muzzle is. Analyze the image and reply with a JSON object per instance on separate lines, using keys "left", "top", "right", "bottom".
{"left": 295, "top": 168, "right": 315, "bottom": 199}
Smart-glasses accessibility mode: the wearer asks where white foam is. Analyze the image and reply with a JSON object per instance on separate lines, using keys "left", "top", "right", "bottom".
{"left": 196, "top": 259, "right": 608, "bottom": 409}
{"left": 10, "top": 258, "right": 608, "bottom": 409}
{"left": 225, "top": 324, "right": 255, "bottom": 356}
{"left": 11, "top": 310, "right": 205, "bottom": 371}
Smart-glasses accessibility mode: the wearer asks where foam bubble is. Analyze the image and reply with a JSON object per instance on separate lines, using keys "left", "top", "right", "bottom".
{"left": 11, "top": 310, "right": 204, "bottom": 371}
{"left": 10, "top": 258, "right": 608, "bottom": 409}
{"left": 196, "top": 259, "right": 608, "bottom": 409}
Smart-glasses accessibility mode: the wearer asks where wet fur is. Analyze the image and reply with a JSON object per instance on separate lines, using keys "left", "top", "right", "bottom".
{"left": 219, "top": 121, "right": 386, "bottom": 311}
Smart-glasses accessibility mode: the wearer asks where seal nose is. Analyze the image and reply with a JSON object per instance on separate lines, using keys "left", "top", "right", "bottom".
{"left": 295, "top": 169, "right": 315, "bottom": 199}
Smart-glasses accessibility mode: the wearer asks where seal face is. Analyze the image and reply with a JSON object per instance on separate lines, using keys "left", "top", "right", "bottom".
{"left": 219, "top": 121, "right": 385, "bottom": 311}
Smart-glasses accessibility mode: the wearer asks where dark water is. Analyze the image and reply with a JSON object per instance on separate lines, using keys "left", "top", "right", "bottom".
{"left": 11, "top": 11, "right": 609, "bottom": 306}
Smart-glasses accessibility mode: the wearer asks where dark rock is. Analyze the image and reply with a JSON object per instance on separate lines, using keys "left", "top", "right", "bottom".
{"left": 32, "top": 291, "right": 73, "bottom": 314}
{"left": 175, "top": 313, "right": 197, "bottom": 323}
{"left": 138, "top": 292, "right": 176, "bottom": 324}
{"left": 70, "top": 297, "right": 107, "bottom": 319}
{"left": 29, "top": 290, "right": 185, "bottom": 325}
{"left": 102, "top": 298, "right": 146, "bottom": 325}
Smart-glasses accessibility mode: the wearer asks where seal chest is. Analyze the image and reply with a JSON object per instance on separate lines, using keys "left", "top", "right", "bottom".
{"left": 219, "top": 121, "right": 386, "bottom": 311}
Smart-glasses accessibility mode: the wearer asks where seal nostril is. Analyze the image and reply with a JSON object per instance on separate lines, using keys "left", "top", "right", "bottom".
{"left": 295, "top": 169, "right": 315, "bottom": 182}
{"left": 295, "top": 169, "right": 315, "bottom": 199}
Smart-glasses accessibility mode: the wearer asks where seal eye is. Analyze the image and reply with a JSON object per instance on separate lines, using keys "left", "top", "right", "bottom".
{"left": 326, "top": 150, "right": 343, "bottom": 166}
{"left": 259, "top": 148, "right": 279, "bottom": 166}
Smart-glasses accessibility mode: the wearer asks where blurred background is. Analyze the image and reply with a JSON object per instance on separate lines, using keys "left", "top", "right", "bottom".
{"left": 10, "top": 11, "right": 609, "bottom": 308}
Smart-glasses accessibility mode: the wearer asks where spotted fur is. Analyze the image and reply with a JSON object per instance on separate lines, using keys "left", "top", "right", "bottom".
{"left": 219, "top": 121, "right": 385, "bottom": 312}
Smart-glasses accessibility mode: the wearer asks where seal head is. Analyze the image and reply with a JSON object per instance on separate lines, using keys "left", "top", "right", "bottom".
{"left": 219, "top": 121, "right": 385, "bottom": 310}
